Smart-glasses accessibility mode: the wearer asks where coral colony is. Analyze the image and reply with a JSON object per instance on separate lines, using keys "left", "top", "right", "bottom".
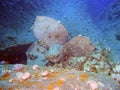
{"left": 0, "top": 16, "right": 120, "bottom": 90}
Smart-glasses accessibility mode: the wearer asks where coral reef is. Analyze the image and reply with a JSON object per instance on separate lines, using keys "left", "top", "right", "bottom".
{"left": 0, "top": 65, "right": 119, "bottom": 90}
{"left": 64, "top": 48, "right": 114, "bottom": 74}
{"left": 0, "top": 15, "right": 120, "bottom": 89}
{"left": 25, "top": 16, "right": 120, "bottom": 85}
{"left": 50, "top": 47, "right": 120, "bottom": 85}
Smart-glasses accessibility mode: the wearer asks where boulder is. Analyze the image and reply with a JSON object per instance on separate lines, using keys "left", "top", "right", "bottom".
{"left": 32, "top": 16, "right": 70, "bottom": 47}
{"left": 26, "top": 16, "right": 70, "bottom": 66}
{"left": 50, "top": 35, "right": 95, "bottom": 63}
{"left": 26, "top": 41, "right": 63, "bottom": 66}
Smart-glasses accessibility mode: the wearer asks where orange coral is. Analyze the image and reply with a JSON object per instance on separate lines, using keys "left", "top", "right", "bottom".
{"left": 80, "top": 73, "right": 88, "bottom": 81}
{"left": 47, "top": 82, "right": 56, "bottom": 90}
{"left": 57, "top": 79, "right": 64, "bottom": 86}
{"left": 0, "top": 72, "right": 11, "bottom": 80}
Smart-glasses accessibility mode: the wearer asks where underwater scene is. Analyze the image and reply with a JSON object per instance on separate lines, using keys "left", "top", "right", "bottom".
{"left": 0, "top": 0, "right": 120, "bottom": 89}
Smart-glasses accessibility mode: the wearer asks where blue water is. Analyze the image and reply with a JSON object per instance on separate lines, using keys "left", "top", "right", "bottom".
{"left": 87, "top": 0, "right": 115, "bottom": 20}
{"left": 0, "top": 0, "right": 120, "bottom": 63}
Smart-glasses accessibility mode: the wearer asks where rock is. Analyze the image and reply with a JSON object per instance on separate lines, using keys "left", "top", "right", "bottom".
{"left": 50, "top": 35, "right": 95, "bottom": 63}
{"left": 26, "top": 16, "right": 70, "bottom": 66}
{"left": 26, "top": 41, "right": 48, "bottom": 66}
{"left": 0, "top": 43, "right": 31, "bottom": 64}
{"left": 32, "top": 16, "right": 70, "bottom": 47}
{"left": 0, "top": 65, "right": 119, "bottom": 90}
{"left": 26, "top": 41, "right": 63, "bottom": 66}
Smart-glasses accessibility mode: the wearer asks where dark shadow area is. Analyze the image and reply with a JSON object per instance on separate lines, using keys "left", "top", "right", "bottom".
{"left": 0, "top": 43, "right": 32, "bottom": 64}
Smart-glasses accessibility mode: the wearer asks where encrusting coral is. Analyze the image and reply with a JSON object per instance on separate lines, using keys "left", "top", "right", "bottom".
{"left": 0, "top": 65, "right": 119, "bottom": 90}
